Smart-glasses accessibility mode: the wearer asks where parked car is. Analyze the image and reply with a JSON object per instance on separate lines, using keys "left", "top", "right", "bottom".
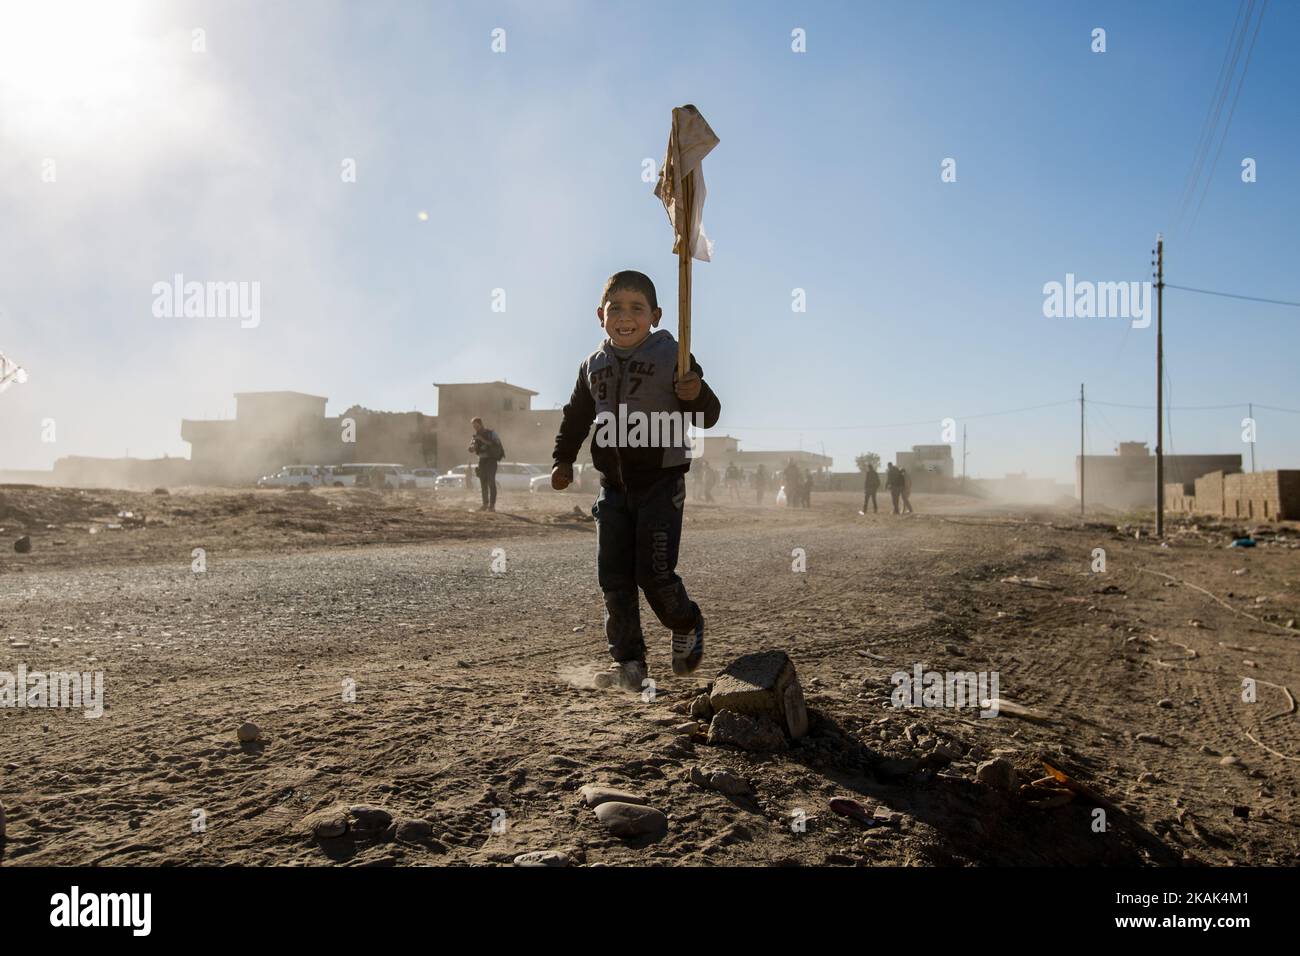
{"left": 320, "top": 465, "right": 353, "bottom": 487}
{"left": 435, "top": 462, "right": 545, "bottom": 491}
{"left": 346, "top": 463, "right": 405, "bottom": 489}
{"left": 530, "top": 463, "right": 599, "bottom": 494}
{"left": 496, "top": 462, "right": 547, "bottom": 491}
{"left": 257, "top": 465, "right": 326, "bottom": 489}
{"left": 405, "top": 467, "right": 440, "bottom": 489}
{"left": 435, "top": 464, "right": 473, "bottom": 490}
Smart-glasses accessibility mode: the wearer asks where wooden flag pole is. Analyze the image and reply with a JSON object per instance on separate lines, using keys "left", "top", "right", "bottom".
{"left": 677, "top": 167, "right": 694, "bottom": 381}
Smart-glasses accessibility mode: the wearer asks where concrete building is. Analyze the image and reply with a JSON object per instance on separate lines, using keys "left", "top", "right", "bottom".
{"left": 181, "top": 391, "right": 341, "bottom": 485}
{"left": 431, "top": 381, "right": 566, "bottom": 473}
{"left": 893, "top": 444, "right": 956, "bottom": 493}
{"left": 696, "top": 436, "right": 831, "bottom": 475}
{"left": 1076, "top": 442, "right": 1242, "bottom": 510}
{"left": 179, "top": 382, "right": 585, "bottom": 485}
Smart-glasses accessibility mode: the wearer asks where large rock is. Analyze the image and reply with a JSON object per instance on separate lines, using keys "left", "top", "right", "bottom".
{"left": 709, "top": 651, "right": 808, "bottom": 739}
{"left": 706, "top": 710, "right": 788, "bottom": 752}
{"left": 593, "top": 801, "right": 667, "bottom": 838}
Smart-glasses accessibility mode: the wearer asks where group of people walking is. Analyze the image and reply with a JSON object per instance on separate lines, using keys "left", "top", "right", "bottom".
{"left": 861, "top": 461, "right": 913, "bottom": 515}
{"left": 689, "top": 460, "right": 814, "bottom": 507}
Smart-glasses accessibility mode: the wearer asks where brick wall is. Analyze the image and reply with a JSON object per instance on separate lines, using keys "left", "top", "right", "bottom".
{"left": 1222, "top": 471, "right": 1300, "bottom": 521}
{"left": 1193, "top": 471, "right": 1225, "bottom": 516}
{"left": 1279, "top": 471, "right": 1300, "bottom": 520}
{"left": 1166, "top": 482, "right": 1195, "bottom": 513}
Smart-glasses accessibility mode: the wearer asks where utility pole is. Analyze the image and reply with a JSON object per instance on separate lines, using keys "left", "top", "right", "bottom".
{"left": 1080, "top": 383, "right": 1085, "bottom": 516}
{"left": 1155, "top": 235, "right": 1165, "bottom": 538}
{"left": 1249, "top": 401, "right": 1256, "bottom": 472}
{"left": 962, "top": 424, "right": 967, "bottom": 489}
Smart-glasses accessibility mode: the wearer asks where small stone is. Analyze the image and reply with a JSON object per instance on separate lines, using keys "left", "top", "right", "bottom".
{"left": 975, "top": 758, "right": 1019, "bottom": 791}
{"left": 593, "top": 801, "right": 667, "bottom": 838}
{"left": 302, "top": 806, "right": 348, "bottom": 839}
{"left": 395, "top": 818, "right": 434, "bottom": 842}
{"left": 13, "top": 536, "right": 31, "bottom": 554}
{"left": 237, "top": 722, "right": 260, "bottom": 743}
{"left": 1157, "top": 699, "right": 1174, "bottom": 709}
{"left": 688, "top": 694, "right": 713, "bottom": 720}
{"left": 674, "top": 721, "right": 701, "bottom": 736}
{"left": 1138, "top": 771, "right": 1158, "bottom": 784}
{"left": 349, "top": 805, "right": 393, "bottom": 831}
{"left": 513, "top": 850, "right": 572, "bottom": 867}
{"left": 579, "top": 785, "right": 648, "bottom": 809}
{"left": 873, "top": 809, "right": 902, "bottom": 826}
{"left": 708, "top": 771, "right": 752, "bottom": 796}
{"left": 706, "top": 710, "right": 788, "bottom": 752}
{"left": 1219, "top": 756, "right": 1242, "bottom": 767}
{"left": 1135, "top": 732, "right": 1165, "bottom": 745}
{"left": 932, "top": 742, "right": 962, "bottom": 761}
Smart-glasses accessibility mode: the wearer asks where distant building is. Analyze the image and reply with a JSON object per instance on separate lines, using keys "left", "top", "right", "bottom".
{"left": 432, "top": 381, "right": 567, "bottom": 472}
{"left": 181, "top": 391, "right": 341, "bottom": 485}
{"left": 696, "top": 436, "right": 830, "bottom": 474}
{"left": 180, "top": 382, "right": 586, "bottom": 485}
{"left": 1077, "top": 442, "right": 1241, "bottom": 510}
{"left": 893, "top": 444, "right": 956, "bottom": 493}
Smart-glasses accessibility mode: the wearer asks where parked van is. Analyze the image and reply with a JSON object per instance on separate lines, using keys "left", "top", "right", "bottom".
{"left": 257, "top": 465, "right": 325, "bottom": 489}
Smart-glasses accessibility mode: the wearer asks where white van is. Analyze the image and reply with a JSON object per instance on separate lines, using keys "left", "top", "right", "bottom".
{"left": 257, "top": 465, "right": 325, "bottom": 489}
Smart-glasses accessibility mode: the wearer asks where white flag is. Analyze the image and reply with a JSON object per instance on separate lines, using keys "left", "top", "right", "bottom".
{"left": 654, "top": 104, "right": 719, "bottom": 262}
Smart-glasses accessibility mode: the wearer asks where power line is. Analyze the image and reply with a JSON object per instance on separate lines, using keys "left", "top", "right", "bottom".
{"left": 1174, "top": 0, "right": 1251, "bottom": 231}
{"left": 1166, "top": 282, "right": 1300, "bottom": 308}
{"left": 1090, "top": 399, "right": 1243, "bottom": 411}
{"left": 722, "top": 399, "right": 1077, "bottom": 431}
{"left": 1187, "top": 0, "right": 1270, "bottom": 236}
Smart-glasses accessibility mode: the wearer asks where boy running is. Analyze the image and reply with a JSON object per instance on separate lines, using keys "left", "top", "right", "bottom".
{"left": 551, "top": 270, "right": 722, "bottom": 690}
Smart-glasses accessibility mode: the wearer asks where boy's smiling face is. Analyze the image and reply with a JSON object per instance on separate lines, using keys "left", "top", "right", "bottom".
{"left": 597, "top": 288, "right": 660, "bottom": 350}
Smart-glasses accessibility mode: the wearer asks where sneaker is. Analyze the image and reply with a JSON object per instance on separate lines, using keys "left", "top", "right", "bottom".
{"left": 671, "top": 612, "right": 705, "bottom": 676}
{"left": 597, "top": 659, "right": 647, "bottom": 691}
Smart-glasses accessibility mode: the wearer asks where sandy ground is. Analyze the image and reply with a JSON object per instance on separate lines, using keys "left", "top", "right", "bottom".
{"left": 1, "top": 484, "right": 1298, "bottom": 866}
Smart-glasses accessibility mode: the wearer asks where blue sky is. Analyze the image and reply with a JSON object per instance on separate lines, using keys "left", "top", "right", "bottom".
{"left": 1, "top": 0, "right": 1297, "bottom": 480}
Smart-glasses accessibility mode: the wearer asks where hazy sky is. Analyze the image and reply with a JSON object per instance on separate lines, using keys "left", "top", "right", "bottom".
{"left": 2, "top": 0, "right": 1297, "bottom": 481}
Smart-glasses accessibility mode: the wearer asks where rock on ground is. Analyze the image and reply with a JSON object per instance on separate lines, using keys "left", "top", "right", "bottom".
{"left": 975, "top": 757, "right": 1019, "bottom": 791}
{"left": 709, "top": 650, "right": 808, "bottom": 739}
{"left": 579, "top": 785, "right": 648, "bottom": 809}
{"left": 593, "top": 801, "right": 667, "bottom": 839}
{"left": 707, "top": 710, "right": 788, "bottom": 752}
{"left": 513, "top": 850, "right": 573, "bottom": 867}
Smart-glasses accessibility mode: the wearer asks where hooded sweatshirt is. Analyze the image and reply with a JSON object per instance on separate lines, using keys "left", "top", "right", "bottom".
{"left": 552, "top": 328, "right": 721, "bottom": 491}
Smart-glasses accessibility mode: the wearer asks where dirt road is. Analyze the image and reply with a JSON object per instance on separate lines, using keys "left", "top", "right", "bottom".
{"left": 2, "top": 488, "right": 1298, "bottom": 866}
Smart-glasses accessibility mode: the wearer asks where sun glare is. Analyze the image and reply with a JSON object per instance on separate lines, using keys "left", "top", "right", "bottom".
{"left": 0, "top": 0, "right": 147, "bottom": 117}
